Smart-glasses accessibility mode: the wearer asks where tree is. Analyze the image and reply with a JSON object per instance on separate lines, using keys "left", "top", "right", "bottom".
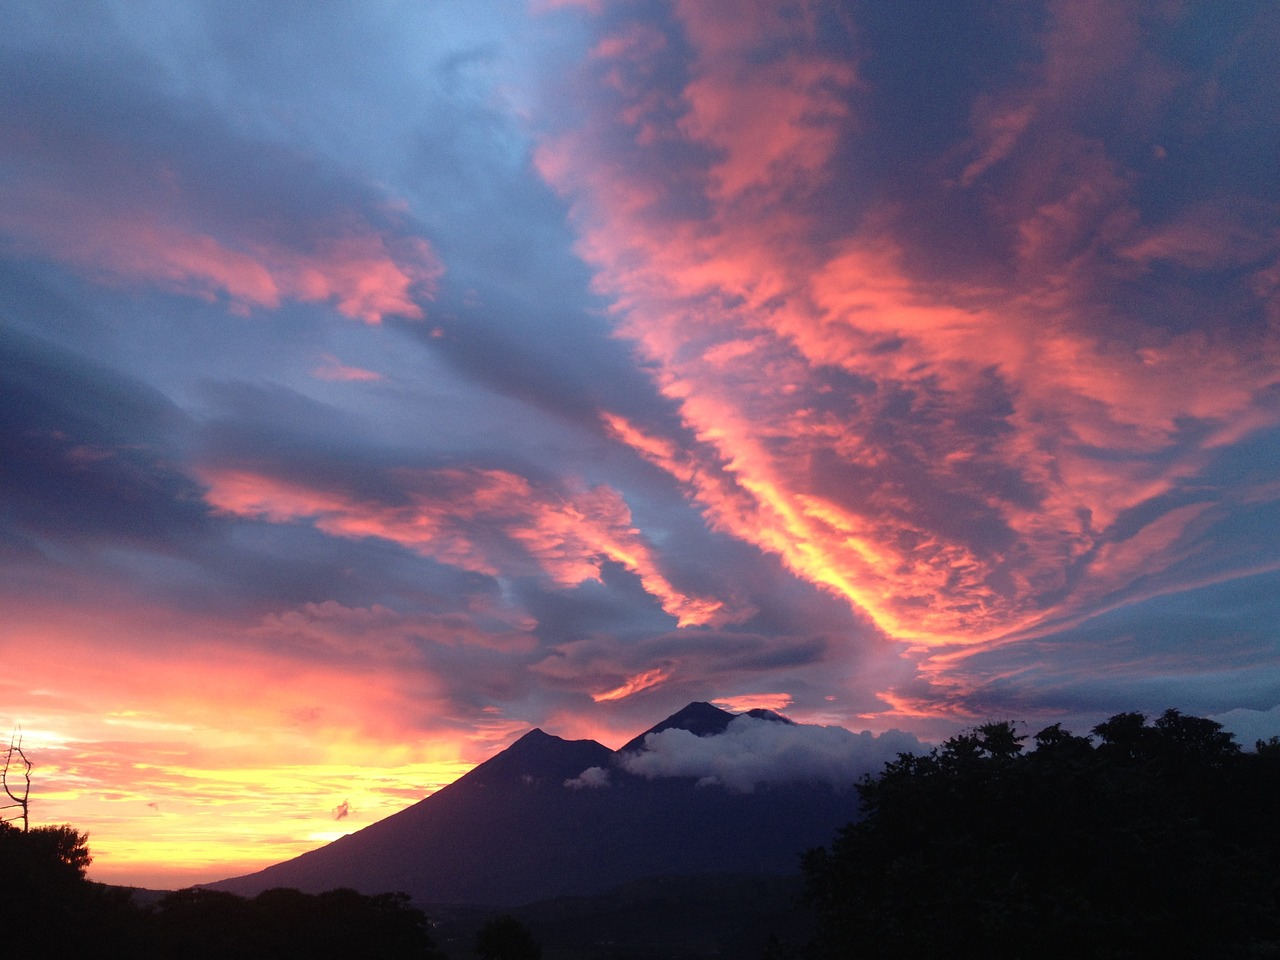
{"left": 803, "top": 711, "right": 1280, "bottom": 959}
{"left": 474, "top": 914, "right": 541, "bottom": 960}
{"left": 2, "top": 732, "right": 31, "bottom": 831}
{"left": 0, "top": 821, "right": 137, "bottom": 959}
{"left": 1151, "top": 708, "right": 1240, "bottom": 764}
{"left": 144, "top": 886, "right": 443, "bottom": 959}
{"left": 1090, "top": 710, "right": 1153, "bottom": 760}
{"left": 974, "top": 720, "right": 1026, "bottom": 760}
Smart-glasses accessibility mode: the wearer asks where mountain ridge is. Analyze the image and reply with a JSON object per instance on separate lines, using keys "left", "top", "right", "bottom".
{"left": 617, "top": 700, "right": 737, "bottom": 754}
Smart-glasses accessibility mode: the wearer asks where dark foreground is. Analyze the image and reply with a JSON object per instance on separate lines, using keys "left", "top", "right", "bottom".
{"left": 4, "top": 709, "right": 1279, "bottom": 959}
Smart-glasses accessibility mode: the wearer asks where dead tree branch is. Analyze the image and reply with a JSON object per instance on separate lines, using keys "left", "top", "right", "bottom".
{"left": 2, "top": 730, "right": 32, "bottom": 831}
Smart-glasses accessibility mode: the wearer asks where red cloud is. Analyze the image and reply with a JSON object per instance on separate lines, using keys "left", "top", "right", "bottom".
{"left": 592, "top": 667, "right": 672, "bottom": 703}
{"left": 200, "top": 465, "right": 725, "bottom": 627}
{"left": 0, "top": 173, "right": 441, "bottom": 325}
{"left": 542, "top": 2, "right": 1280, "bottom": 668}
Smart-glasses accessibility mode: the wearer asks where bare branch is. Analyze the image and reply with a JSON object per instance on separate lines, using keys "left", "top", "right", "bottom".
{"left": 2, "top": 729, "right": 31, "bottom": 831}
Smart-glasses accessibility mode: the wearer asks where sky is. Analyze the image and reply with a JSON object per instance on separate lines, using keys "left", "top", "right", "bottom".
{"left": 2, "top": 0, "right": 1279, "bottom": 889}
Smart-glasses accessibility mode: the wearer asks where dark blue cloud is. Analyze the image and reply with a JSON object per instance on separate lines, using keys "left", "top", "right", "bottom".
{"left": 0, "top": 328, "right": 210, "bottom": 550}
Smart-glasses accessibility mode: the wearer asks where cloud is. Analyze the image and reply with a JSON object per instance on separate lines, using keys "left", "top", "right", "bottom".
{"left": 1213, "top": 706, "right": 1280, "bottom": 750}
{"left": 0, "top": 49, "right": 442, "bottom": 324}
{"left": 592, "top": 668, "right": 672, "bottom": 703}
{"left": 618, "top": 714, "right": 925, "bottom": 793}
{"left": 564, "top": 766, "right": 610, "bottom": 789}
{"left": 537, "top": 0, "right": 1280, "bottom": 717}
{"left": 0, "top": 188, "right": 442, "bottom": 323}
{"left": 0, "top": 328, "right": 211, "bottom": 550}
{"left": 198, "top": 461, "right": 725, "bottom": 627}
{"left": 310, "top": 355, "right": 385, "bottom": 383}
{"left": 532, "top": 629, "right": 829, "bottom": 703}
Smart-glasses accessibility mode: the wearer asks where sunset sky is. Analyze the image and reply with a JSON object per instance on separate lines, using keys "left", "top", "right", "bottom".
{"left": 3, "top": 0, "right": 1280, "bottom": 889}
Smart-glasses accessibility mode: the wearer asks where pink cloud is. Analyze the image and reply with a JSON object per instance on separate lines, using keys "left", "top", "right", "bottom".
{"left": 675, "top": 0, "right": 856, "bottom": 203}
{"left": 311, "top": 354, "right": 385, "bottom": 382}
{"left": 0, "top": 178, "right": 441, "bottom": 324}
{"left": 592, "top": 667, "right": 672, "bottom": 703}
{"left": 199, "top": 465, "right": 726, "bottom": 627}
{"left": 539, "top": 2, "right": 1280, "bottom": 688}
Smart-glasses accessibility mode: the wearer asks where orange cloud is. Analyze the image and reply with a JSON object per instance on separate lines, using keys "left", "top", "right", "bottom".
{"left": 542, "top": 2, "right": 1280, "bottom": 667}
{"left": 0, "top": 181, "right": 441, "bottom": 323}
{"left": 675, "top": 0, "right": 856, "bottom": 204}
{"left": 199, "top": 465, "right": 725, "bottom": 627}
{"left": 592, "top": 667, "right": 673, "bottom": 703}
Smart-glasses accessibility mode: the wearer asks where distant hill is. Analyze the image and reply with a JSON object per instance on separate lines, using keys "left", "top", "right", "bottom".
{"left": 207, "top": 702, "right": 864, "bottom": 906}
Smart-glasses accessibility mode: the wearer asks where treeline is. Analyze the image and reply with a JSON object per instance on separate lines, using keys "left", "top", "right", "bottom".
{"left": 800, "top": 710, "right": 1280, "bottom": 960}
{"left": 0, "top": 822, "right": 441, "bottom": 959}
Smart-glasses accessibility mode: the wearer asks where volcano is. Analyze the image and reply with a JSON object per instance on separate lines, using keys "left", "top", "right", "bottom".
{"left": 208, "top": 703, "right": 861, "bottom": 906}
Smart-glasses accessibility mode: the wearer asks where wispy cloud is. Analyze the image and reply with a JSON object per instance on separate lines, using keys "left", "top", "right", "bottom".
{"left": 310, "top": 355, "right": 385, "bottom": 382}
{"left": 199, "top": 463, "right": 724, "bottom": 626}
{"left": 540, "top": 0, "right": 1280, "bottom": 699}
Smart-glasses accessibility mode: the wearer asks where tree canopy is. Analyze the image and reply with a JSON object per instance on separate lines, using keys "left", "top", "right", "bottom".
{"left": 144, "top": 886, "right": 442, "bottom": 959}
{"left": 0, "top": 821, "right": 141, "bottom": 959}
{"left": 0, "top": 818, "right": 442, "bottom": 959}
{"left": 474, "top": 914, "right": 542, "bottom": 960}
{"left": 803, "top": 710, "right": 1280, "bottom": 960}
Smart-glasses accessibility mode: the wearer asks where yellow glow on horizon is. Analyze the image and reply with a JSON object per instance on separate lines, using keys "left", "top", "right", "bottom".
{"left": 0, "top": 605, "right": 527, "bottom": 892}
{"left": 61, "top": 754, "right": 477, "bottom": 889}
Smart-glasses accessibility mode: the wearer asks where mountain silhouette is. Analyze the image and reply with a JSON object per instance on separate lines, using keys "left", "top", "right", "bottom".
{"left": 208, "top": 703, "right": 859, "bottom": 906}
{"left": 617, "top": 700, "right": 740, "bottom": 753}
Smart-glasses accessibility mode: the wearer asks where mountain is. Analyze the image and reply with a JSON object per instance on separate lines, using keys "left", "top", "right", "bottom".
{"left": 617, "top": 700, "right": 740, "bottom": 753}
{"left": 207, "top": 703, "right": 860, "bottom": 907}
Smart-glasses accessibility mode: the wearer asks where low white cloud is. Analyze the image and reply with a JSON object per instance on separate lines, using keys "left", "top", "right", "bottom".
{"left": 1212, "top": 705, "right": 1280, "bottom": 749}
{"left": 618, "top": 714, "right": 926, "bottom": 792}
{"left": 565, "top": 765, "right": 611, "bottom": 789}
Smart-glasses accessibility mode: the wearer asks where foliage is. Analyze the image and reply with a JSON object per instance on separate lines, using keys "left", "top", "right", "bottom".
{"left": 0, "top": 817, "right": 442, "bottom": 959}
{"left": 142, "top": 886, "right": 443, "bottom": 959}
{"left": 474, "top": 914, "right": 542, "bottom": 960}
{"left": 803, "top": 710, "right": 1280, "bottom": 960}
{"left": 0, "top": 819, "right": 92, "bottom": 878}
{"left": 0, "top": 821, "right": 140, "bottom": 959}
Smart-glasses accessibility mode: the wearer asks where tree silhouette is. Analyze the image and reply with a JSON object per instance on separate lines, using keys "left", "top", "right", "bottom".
{"left": 803, "top": 711, "right": 1280, "bottom": 959}
{"left": 2, "top": 731, "right": 32, "bottom": 831}
{"left": 0, "top": 820, "right": 139, "bottom": 959}
{"left": 144, "top": 886, "right": 443, "bottom": 959}
{"left": 474, "top": 914, "right": 541, "bottom": 960}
